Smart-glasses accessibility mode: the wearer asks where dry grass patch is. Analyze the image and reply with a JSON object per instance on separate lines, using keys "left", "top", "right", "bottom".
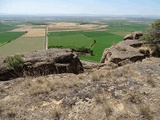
{"left": 91, "top": 71, "right": 106, "bottom": 81}
{"left": 26, "top": 78, "right": 53, "bottom": 96}
{"left": 147, "top": 78, "right": 156, "bottom": 87}
{"left": 6, "top": 109, "right": 16, "bottom": 119}
{"left": 29, "top": 84, "right": 51, "bottom": 96}
{"left": 94, "top": 89, "right": 113, "bottom": 117}
{"left": 25, "top": 76, "right": 82, "bottom": 96}
{"left": 49, "top": 106, "right": 62, "bottom": 120}
{"left": 139, "top": 104, "right": 153, "bottom": 120}
{"left": 103, "top": 102, "right": 113, "bottom": 117}
{"left": 128, "top": 93, "right": 142, "bottom": 104}
{"left": 94, "top": 94, "right": 105, "bottom": 104}
{"left": 92, "top": 73, "right": 101, "bottom": 81}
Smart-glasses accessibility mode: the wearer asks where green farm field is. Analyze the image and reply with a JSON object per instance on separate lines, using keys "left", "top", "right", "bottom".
{"left": 48, "top": 32, "right": 94, "bottom": 48}
{"left": 0, "top": 32, "right": 26, "bottom": 46}
{"left": 80, "top": 32, "right": 123, "bottom": 61}
{"left": 48, "top": 31, "right": 123, "bottom": 62}
{"left": 0, "top": 37, "right": 45, "bottom": 57}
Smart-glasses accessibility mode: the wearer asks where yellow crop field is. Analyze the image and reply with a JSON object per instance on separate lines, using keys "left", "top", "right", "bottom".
{"left": 22, "top": 28, "right": 45, "bottom": 37}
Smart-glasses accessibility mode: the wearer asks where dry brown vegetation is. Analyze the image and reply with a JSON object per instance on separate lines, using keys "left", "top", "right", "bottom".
{"left": 0, "top": 58, "right": 160, "bottom": 120}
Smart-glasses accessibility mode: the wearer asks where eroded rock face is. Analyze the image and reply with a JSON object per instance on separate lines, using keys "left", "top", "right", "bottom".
{"left": 0, "top": 49, "right": 84, "bottom": 81}
{"left": 123, "top": 31, "right": 143, "bottom": 40}
{"left": 100, "top": 40, "right": 146, "bottom": 66}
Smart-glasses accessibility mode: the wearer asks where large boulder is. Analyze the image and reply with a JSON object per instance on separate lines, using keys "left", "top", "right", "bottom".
{"left": 100, "top": 40, "right": 146, "bottom": 66}
{"left": 0, "top": 49, "right": 84, "bottom": 81}
{"left": 123, "top": 31, "right": 143, "bottom": 40}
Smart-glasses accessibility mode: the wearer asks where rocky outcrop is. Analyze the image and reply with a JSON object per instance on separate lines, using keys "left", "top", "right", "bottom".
{"left": 0, "top": 49, "right": 84, "bottom": 81}
{"left": 100, "top": 40, "right": 146, "bottom": 66}
{"left": 123, "top": 31, "right": 143, "bottom": 40}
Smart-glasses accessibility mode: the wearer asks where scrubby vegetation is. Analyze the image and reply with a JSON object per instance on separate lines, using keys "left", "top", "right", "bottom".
{"left": 4, "top": 55, "right": 24, "bottom": 70}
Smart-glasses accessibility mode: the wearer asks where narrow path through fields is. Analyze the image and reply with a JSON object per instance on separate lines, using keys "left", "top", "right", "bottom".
{"left": 45, "top": 27, "right": 48, "bottom": 50}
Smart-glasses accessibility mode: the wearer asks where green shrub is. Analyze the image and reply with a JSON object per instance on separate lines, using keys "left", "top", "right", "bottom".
{"left": 142, "top": 19, "right": 160, "bottom": 57}
{"left": 4, "top": 55, "right": 24, "bottom": 70}
{"left": 142, "top": 19, "right": 160, "bottom": 42}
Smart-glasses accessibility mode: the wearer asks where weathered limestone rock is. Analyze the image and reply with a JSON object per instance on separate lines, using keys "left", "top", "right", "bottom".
{"left": 100, "top": 40, "right": 146, "bottom": 66}
{"left": 0, "top": 49, "right": 84, "bottom": 81}
{"left": 123, "top": 31, "right": 143, "bottom": 40}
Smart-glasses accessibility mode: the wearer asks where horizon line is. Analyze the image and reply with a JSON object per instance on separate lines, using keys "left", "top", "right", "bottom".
{"left": 0, "top": 13, "right": 160, "bottom": 17}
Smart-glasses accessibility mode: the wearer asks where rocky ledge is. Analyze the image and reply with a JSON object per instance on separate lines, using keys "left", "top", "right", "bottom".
{"left": 0, "top": 49, "right": 84, "bottom": 81}
{"left": 100, "top": 32, "right": 150, "bottom": 66}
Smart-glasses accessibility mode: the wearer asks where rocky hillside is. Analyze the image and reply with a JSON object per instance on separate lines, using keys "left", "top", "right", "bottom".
{"left": 0, "top": 33, "right": 160, "bottom": 120}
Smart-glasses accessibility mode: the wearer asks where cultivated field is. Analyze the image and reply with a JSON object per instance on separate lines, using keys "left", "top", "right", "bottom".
{"left": 48, "top": 22, "right": 107, "bottom": 32}
{"left": 48, "top": 32, "right": 94, "bottom": 48}
{"left": 80, "top": 31, "right": 123, "bottom": 61}
{"left": 0, "top": 22, "right": 46, "bottom": 57}
{"left": 22, "top": 28, "right": 45, "bottom": 37}
{"left": 48, "top": 31, "right": 123, "bottom": 62}
{"left": 0, "top": 32, "right": 26, "bottom": 46}
{"left": 0, "top": 37, "right": 45, "bottom": 57}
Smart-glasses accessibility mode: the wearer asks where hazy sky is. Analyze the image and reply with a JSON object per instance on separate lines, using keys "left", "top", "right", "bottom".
{"left": 0, "top": 0, "right": 160, "bottom": 15}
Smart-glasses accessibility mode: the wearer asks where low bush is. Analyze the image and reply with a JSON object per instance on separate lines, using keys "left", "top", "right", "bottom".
{"left": 4, "top": 55, "right": 24, "bottom": 70}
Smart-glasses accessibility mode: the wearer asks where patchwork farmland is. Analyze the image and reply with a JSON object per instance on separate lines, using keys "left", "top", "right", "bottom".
{"left": 0, "top": 28, "right": 46, "bottom": 57}
{"left": 0, "top": 19, "right": 150, "bottom": 61}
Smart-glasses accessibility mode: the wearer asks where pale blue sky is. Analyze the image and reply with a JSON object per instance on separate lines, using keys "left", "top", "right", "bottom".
{"left": 0, "top": 0, "right": 160, "bottom": 15}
